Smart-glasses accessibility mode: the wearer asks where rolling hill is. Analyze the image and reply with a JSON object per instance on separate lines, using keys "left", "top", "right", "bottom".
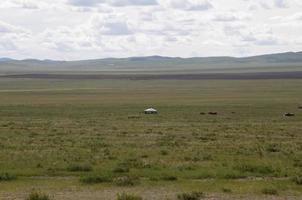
{"left": 1, "top": 51, "right": 302, "bottom": 74}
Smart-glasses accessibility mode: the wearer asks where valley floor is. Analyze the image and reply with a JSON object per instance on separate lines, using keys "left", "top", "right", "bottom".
{"left": 0, "top": 78, "right": 301, "bottom": 199}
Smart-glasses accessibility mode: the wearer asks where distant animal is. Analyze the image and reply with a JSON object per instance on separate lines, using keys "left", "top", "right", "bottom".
{"left": 208, "top": 112, "right": 218, "bottom": 115}
{"left": 200, "top": 112, "right": 206, "bottom": 115}
{"left": 298, "top": 106, "right": 302, "bottom": 109}
{"left": 284, "top": 113, "right": 295, "bottom": 117}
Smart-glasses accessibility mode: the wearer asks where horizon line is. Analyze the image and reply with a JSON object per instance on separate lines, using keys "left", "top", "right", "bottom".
{"left": 1, "top": 51, "right": 301, "bottom": 62}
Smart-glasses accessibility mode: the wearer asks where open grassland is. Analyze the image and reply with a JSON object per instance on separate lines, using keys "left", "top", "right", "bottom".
{"left": 0, "top": 78, "right": 301, "bottom": 199}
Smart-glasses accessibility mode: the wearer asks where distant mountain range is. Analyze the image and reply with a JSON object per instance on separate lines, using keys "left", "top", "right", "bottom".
{"left": 0, "top": 58, "right": 14, "bottom": 62}
{"left": 1, "top": 51, "right": 302, "bottom": 74}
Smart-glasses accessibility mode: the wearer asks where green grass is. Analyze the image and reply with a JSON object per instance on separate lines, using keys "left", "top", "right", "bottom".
{"left": 117, "top": 193, "right": 143, "bottom": 200}
{"left": 0, "top": 78, "right": 301, "bottom": 199}
{"left": 66, "top": 163, "right": 93, "bottom": 172}
{"left": 293, "top": 175, "right": 302, "bottom": 185}
{"left": 80, "top": 174, "right": 112, "bottom": 184}
{"left": 0, "top": 173, "right": 17, "bottom": 181}
{"left": 26, "top": 191, "right": 50, "bottom": 200}
{"left": 261, "top": 187, "right": 279, "bottom": 195}
{"left": 177, "top": 191, "right": 204, "bottom": 200}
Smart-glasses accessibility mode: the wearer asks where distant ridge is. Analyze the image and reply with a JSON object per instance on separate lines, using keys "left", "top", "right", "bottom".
{"left": 1, "top": 51, "right": 302, "bottom": 74}
{"left": 0, "top": 58, "right": 14, "bottom": 62}
{"left": 1, "top": 51, "right": 302, "bottom": 62}
{"left": 1, "top": 51, "right": 302, "bottom": 63}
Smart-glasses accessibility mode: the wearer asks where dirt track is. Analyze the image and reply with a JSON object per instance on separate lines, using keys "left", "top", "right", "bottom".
{"left": 2, "top": 71, "right": 302, "bottom": 80}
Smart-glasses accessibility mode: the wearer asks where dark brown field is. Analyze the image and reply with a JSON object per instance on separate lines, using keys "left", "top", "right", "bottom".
{"left": 2, "top": 71, "right": 302, "bottom": 80}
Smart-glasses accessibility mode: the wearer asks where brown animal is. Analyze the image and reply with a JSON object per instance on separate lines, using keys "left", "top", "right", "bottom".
{"left": 208, "top": 112, "right": 218, "bottom": 115}
{"left": 284, "top": 113, "right": 295, "bottom": 117}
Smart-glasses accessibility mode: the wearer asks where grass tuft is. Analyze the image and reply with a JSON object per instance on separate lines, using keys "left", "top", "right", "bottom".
{"left": 261, "top": 188, "right": 278, "bottom": 195}
{"left": 26, "top": 191, "right": 50, "bottom": 200}
{"left": 293, "top": 175, "right": 302, "bottom": 185}
{"left": 177, "top": 192, "right": 204, "bottom": 200}
{"left": 234, "top": 163, "right": 276, "bottom": 176}
{"left": 161, "top": 175, "right": 178, "bottom": 181}
{"left": 67, "top": 163, "right": 93, "bottom": 172}
{"left": 117, "top": 193, "right": 143, "bottom": 200}
{"left": 0, "top": 173, "right": 17, "bottom": 181}
{"left": 114, "top": 176, "right": 139, "bottom": 186}
{"left": 80, "top": 175, "right": 112, "bottom": 184}
{"left": 222, "top": 188, "right": 232, "bottom": 193}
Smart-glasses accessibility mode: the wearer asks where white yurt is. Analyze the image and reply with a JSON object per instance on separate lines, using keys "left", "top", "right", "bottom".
{"left": 144, "top": 108, "right": 158, "bottom": 114}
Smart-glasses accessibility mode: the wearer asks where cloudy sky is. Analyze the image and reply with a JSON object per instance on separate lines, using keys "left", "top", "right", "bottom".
{"left": 0, "top": 0, "right": 302, "bottom": 60}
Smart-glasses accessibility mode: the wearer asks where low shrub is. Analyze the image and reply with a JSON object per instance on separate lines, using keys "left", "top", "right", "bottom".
{"left": 160, "top": 150, "right": 169, "bottom": 155}
{"left": 293, "top": 159, "right": 302, "bottom": 167}
{"left": 113, "top": 166, "right": 130, "bottom": 173}
{"left": 202, "top": 154, "right": 213, "bottom": 161}
{"left": 222, "top": 188, "right": 232, "bottom": 193}
{"left": 114, "top": 176, "right": 139, "bottom": 186}
{"left": 177, "top": 192, "right": 204, "bottom": 200}
{"left": 80, "top": 175, "right": 112, "bottom": 184}
{"left": 141, "top": 154, "right": 148, "bottom": 158}
{"left": 161, "top": 175, "right": 178, "bottom": 181}
{"left": 121, "top": 158, "right": 148, "bottom": 169}
{"left": 113, "top": 158, "right": 151, "bottom": 174}
{"left": 0, "top": 173, "right": 17, "bottom": 181}
{"left": 36, "top": 163, "right": 43, "bottom": 168}
{"left": 234, "top": 163, "right": 275, "bottom": 175}
{"left": 223, "top": 172, "right": 246, "bottom": 179}
{"left": 67, "top": 163, "right": 93, "bottom": 172}
{"left": 266, "top": 144, "right": 280, "bottom": 153}
{"left": 26, "top": 191, "right": 50, "bottom": 200}
{"left": 117, "top": 193, "right": 143, "bottom": 200}
{"left": 196, "top": 173, "right": 214, "bottom": 179}
{"left": 293, "top": 175, "right": 302, "bottom": 185}
{"left": 261, "top": 188, "right": 278, "bottom": 195}
{"left": 177, "top": 165, "right": 195, "bottom": 171}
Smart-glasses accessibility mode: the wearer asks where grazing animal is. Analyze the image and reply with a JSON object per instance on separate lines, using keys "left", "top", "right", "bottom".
{"left": 208, "top": 112, "right": 218, "bottom": 115}
{"left": 284, "top": 113, "right": 295, "bottom": 117}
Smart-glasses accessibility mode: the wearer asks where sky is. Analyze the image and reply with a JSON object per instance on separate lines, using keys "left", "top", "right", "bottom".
{"left": 0, "top": 0, "right": 302, "bottom": 60}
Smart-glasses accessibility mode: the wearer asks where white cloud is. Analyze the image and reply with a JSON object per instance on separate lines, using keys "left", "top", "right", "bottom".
{"left": 89, "top": 14, "right": 133, "bottom": 35}
{"left": 67, "top": 0, "right": 158, "bottom": 7}
{"left": 17, "top": 0, "right": 39, "bottom": 9}
{"left": 0, "top": 37, "right": 18, "bottom": 50}
{"left": 164, "top": 0, "right": 213, "bottom": 11}
{"left": 0, "top": 21, "right": 23, "bottom": 33}
{"left": 109, "top": 0, "right": 158, "bottom": 7}
{"left": 270, "top": 12, "right": 302, "bottom": 24}
{"left": 274, "top": 0, "right": 289, "bottom": 8}
{"left": 212, "top": 12, "right": 251, "bottom": 22}
{"left": 287, "top": 12, "right": 302, "bottom": 21}
{"left": 0, "top": 0, "right": 45, "bottom": 9}
{"left": 223, "top": 22, "right": 285, "bottom": 46}
{"left": 0, "top": 20, "right": 31, "bottom": 55}
{"left": 245, "top": 0, "right": 291, "bottom": 10}
{"left": 38, "top": 14, "right": 135, "bottom": 54}
{"left": 0, "top": 0, "right": 301, "bottom": 59}
{"left": 202, "top": 39, "right": 225, "bottom": 46}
